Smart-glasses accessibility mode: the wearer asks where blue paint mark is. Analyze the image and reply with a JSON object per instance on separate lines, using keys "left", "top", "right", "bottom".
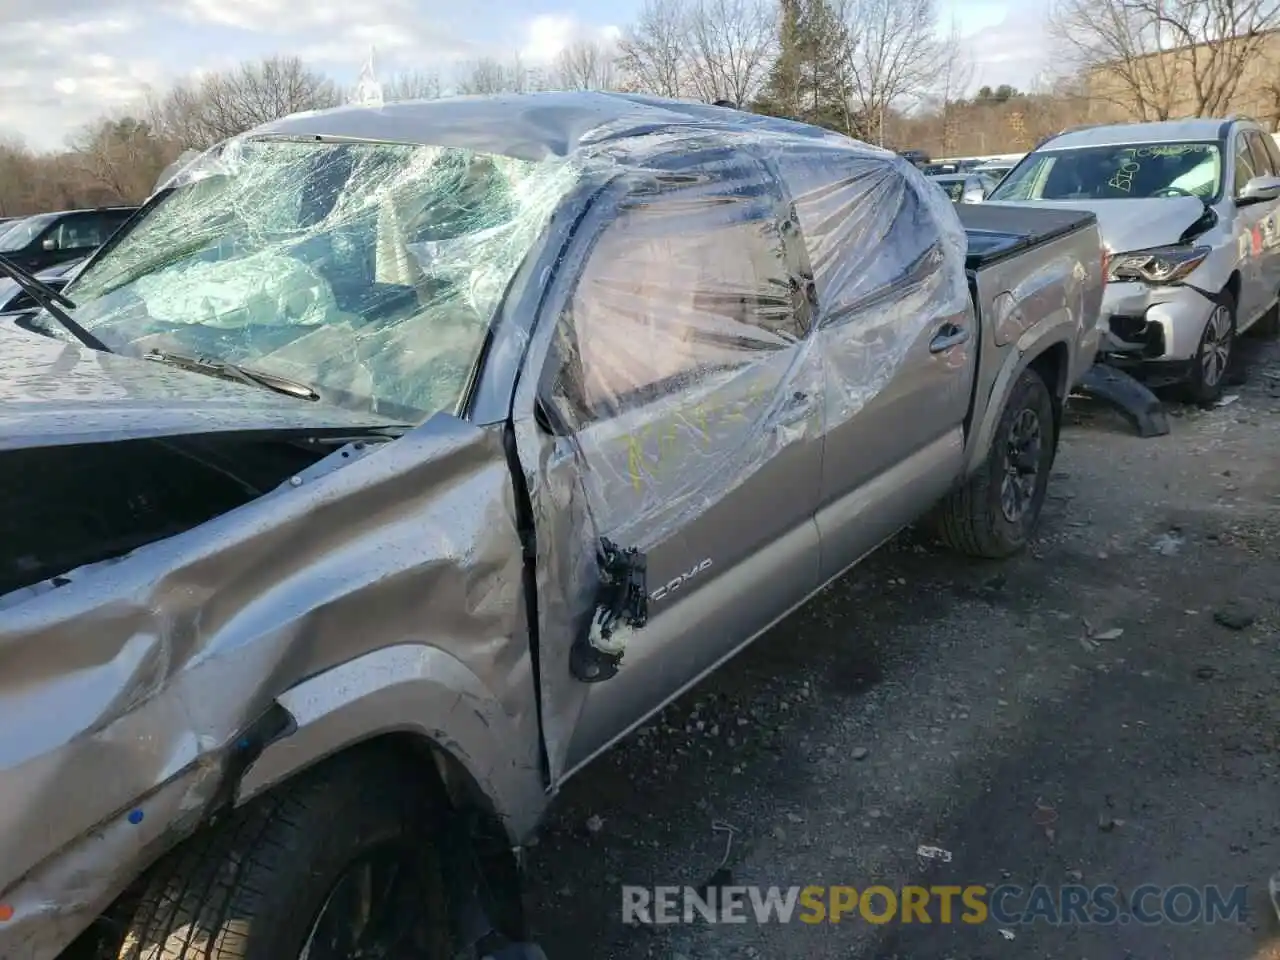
{"left": 127, "top": 809, "right": 144, "bottom": 825}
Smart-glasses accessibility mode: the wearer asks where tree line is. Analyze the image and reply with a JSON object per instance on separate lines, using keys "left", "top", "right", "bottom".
{"left": 2, "top": 0, "right": 1278, "bottom": 216}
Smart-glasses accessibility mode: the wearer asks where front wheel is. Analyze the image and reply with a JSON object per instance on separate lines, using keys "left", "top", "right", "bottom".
{"left": 1182, "top": 293, "right": 1236, "bottom": 405}
{"left": 934, "top": 366, "right": 1056, "bottom": 559}
{"left": 115, "top": 748, "right": 451, "bottom": 960}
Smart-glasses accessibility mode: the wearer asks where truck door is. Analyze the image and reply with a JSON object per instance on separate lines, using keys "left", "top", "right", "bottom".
{"left": 770, "top": 147, "right": 975, "bottom": 583}
{"left": 518, "top": 161, "right": 823, "bottom": 781}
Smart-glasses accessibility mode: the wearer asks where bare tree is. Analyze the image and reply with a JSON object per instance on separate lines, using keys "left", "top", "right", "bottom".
{"left": 383, "top": 70, "right": 442, "bottom": 101}
{"left": 1261, "top": 64, "right": 1280, "bottom": 130}
{"left": 0, "top": 132, "right": 176, "bottom": 215}
{"left": 70, "top": 116, "right": 178, "bottom": 203}
{"left": 509, "top": 52, "right": 548, "bottom": 92}
{"left": 150, "top": 56, "right": 341, "bottom": 149}
{"left": 455, "top": 57, "right": 510, "bottom": 94}
{"left": 616, "top": 0, "right": 692, "bottom": 97}
{"left": 1050, "top": 0, "right": 1280, "bottom": 120}
{"left": 455, "top": 54, "right": 544, "bottom": 95}
{"left": 0, "top": 140, "right": 40, "bottom": 216}
{"left": 552, "top": 38, "right": 620, "bottom": 90}
{"left": 684, "top": 0, "right": 776, "bottom": 106}
{"left": 934, "top": 18, "right": 974, "bottom": 107}
{"left": 932, "top": 15, "right": 974, "bottom": 153}
{"left": 841, "top": 0, "right": 945, "bottom": 144}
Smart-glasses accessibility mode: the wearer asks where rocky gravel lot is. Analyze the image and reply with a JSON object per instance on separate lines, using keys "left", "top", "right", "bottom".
{"left": 522, "top": 336, "right": 1280, "bottom": 960}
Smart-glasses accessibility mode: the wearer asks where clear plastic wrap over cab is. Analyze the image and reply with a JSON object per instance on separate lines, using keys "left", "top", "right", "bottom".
{"left": 541, "top": 135, "right": 970, "bottom": 547}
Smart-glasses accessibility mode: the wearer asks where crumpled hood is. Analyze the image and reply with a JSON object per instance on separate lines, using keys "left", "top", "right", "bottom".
{"left": 985, "top": 196, "right": 1209, "bottom": 253}
{"left": 0, "top": 410, "right": 537, "bottom": 959}
{"left": 0, "top": 325, "right": 407, "bottom": 451}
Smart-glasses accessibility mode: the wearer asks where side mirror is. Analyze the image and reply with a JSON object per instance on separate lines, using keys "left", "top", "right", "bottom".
{"left": 41, "top": 236, "right": 57, "bottom": 251}
{"left": 1236, "top": 174, "right": 1280, "bottom": 206}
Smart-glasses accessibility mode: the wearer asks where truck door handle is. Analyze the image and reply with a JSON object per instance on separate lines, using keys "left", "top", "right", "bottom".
{"left": 930, "top": 324, "right": 970, "bottom": 353}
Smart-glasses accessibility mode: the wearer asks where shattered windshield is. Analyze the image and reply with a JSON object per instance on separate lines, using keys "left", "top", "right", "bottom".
{"left": 990, "top": 142, "right": 1222, "bottom": 202}
{"left": 49, "top": 137, "right": 577, "bottom": 421}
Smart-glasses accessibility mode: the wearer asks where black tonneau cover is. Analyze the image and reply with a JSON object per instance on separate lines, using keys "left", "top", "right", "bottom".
{"left": 956, "top": 203, "right": 1098, "bottom": 270}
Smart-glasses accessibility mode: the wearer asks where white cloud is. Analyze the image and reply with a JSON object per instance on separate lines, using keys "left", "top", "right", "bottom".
{"left": 522, "top": 14, "right": 577, "bottom": 62}
{"left": 0, "top": 0, "right": 1036, "bottom": 153}
{"left": 953, "top": 0, "right": 1055, "bottom": 94}
{"left": 177, "top": 0, "right": 370, "bottom": 32}
{"left": 0, "top": 0, "right": 482, "bottom": 149}
{"left": 0, "top": 14, "right": 170, "bottom": 149}
{"left": 519, "top": 13, "right": 622, "bottom": 63}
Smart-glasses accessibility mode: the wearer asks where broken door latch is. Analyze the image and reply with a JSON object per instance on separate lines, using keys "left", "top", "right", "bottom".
{"left": 570, "top": 537, "right": 648, "bottom": 683}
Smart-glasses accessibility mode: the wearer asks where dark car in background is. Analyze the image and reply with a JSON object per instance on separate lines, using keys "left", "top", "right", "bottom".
{"left": 0, "top": 206, "right": 136, "bottom": 274}
{"left": 929, "top": 172, "right": 990, "bottom": 203}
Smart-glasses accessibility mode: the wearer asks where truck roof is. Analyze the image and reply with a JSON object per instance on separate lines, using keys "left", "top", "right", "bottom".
{"left": 249, "top": 91, "right": 881, "bottom": 163}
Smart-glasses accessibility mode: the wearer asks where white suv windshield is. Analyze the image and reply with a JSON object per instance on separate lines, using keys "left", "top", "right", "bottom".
{"left": 990, "top": 141, "right": 1222, "bottom": 202}
{"left": 51, "top": 138, "right": 577, "bottom": 422}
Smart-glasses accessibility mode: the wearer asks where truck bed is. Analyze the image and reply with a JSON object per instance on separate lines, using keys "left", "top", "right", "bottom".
{"left": 956, "top": 203, "right": 1099, "bottom": 271}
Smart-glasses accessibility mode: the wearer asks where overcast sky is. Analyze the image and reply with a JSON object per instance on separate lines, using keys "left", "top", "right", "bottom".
{"left": 0, "top": 0, "right": 1053, "bottom": 151}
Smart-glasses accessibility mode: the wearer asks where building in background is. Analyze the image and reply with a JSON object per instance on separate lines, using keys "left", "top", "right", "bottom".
{"left": 1086, "top": 28, "right": 1280, "bottom": 128}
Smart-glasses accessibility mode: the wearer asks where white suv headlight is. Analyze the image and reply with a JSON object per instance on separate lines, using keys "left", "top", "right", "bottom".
{"left": 1106, "top": 245, "right": 1210, "bottom": 285}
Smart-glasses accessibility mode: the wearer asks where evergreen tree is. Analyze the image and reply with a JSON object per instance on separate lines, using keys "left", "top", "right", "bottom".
{"left": 753, "top": 0, "right": 851, "bottom": 133}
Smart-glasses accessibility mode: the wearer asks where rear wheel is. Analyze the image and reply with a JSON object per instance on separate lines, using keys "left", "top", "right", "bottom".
{"left": 115, "top": 748, "right": 451, "bottom": 960}
{"left": 1182, "top": 292, "right": 1235, "bottom": 405}
{"left": 934, "top": 366, "right": 1056, "bottom": 559}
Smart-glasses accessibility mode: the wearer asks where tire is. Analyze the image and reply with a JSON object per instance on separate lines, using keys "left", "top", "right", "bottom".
{"left": 934, "top": 366, "right": 1056, "bottom": 559}
{"left": 1181, "top": 290, "right": 1236, "bottom": 405}
{"left": 116, "top": 748, "right": 451, "bottom": 960}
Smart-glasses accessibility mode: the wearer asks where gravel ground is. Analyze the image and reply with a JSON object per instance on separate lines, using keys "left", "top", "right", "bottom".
{"left": 522, "top": 335, "right": 1280, "bottom": 960}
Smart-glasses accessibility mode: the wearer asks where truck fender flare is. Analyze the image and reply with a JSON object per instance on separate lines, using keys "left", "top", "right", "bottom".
{"left": 963, "top": 325, "right": 1073, "bottom": 477}
{"left": 234, "top": 643, "right": 546, "bottom": 843}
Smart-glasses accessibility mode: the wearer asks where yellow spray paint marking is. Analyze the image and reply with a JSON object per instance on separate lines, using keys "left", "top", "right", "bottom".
{"left": 1108, "top": 144, "right": 1214, "bottom": 192}
{"left": 613, "top": 372, "right": 795, "bottom": 492}
{"left": 1132, "top": 144, "right": 1213, "bottom": 158}
{"left": 1108, "top": 150, "right": 1141, "bottom": 193}
{"left": 626, "top": 432, "right": 646, "bottom": 491}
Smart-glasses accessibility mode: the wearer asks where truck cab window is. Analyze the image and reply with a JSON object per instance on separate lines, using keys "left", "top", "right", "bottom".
{"left": 552, "top": 190, "right": 799, "bottom": 424}
{"left": 545, "top": 186, "right": 805, "bottom": 539}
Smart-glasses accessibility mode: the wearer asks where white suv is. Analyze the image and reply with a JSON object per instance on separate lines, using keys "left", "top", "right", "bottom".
{"left": 987, "top": 117, "right": 1280, "bottom": 402}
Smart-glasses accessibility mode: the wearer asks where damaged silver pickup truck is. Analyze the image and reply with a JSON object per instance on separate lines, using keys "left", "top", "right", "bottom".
{"left": 0, "top": 92, "right": 1103, "bottom": 960}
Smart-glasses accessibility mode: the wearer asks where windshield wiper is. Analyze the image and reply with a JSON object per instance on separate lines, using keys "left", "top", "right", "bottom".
{"left": 0, "top": 254, "right": 109, "bottom": 352}
{"left": 143, "top": 349, "right": 321, "bottom": 402}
